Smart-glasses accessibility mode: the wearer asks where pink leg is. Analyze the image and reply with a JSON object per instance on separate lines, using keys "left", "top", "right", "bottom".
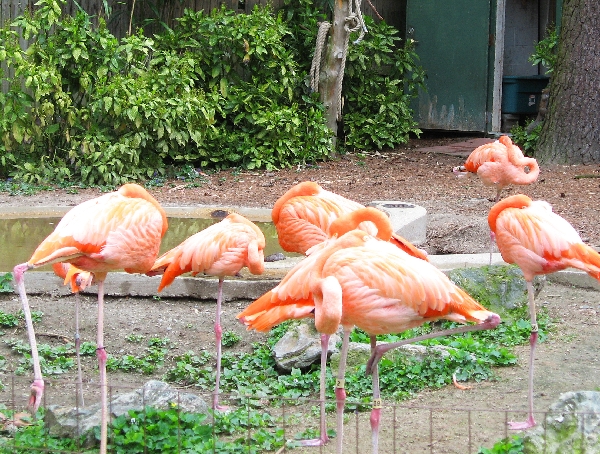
{"left": 213, "top": 278, "right": 229, "bottom": 411}
{"left": 13, "top": 263, "right": 45, "bottom": 414}
{"left": 300, "top": 333, "right": 330, "bottom": 447}
{"left": 508, "top": 281, "right": 538, "bottom": 430}
{"left": 367, "top": 314, "right": 501, "bottom": 375}
{"left": 335, "top": 329, "right": 351, "bottom": 454}
{"left": 96, "top": 281, "right": 108, "bottom": 454}
{"left": 74, "top": 293, "right": 85, "bottom": 408}
{"left": 370, "top": 336, "right": 382, "bottom": 454}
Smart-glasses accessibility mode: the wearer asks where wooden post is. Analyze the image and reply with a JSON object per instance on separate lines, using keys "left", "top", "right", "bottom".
{"left": 318, "top": 0, "right": 350, "bottom": 153}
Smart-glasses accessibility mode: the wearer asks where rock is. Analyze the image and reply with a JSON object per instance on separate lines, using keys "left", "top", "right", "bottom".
{"left": 425, "top": 213, "right": 489, "bottom": 255}
{"left": 45, "top": 380, "right": 210, "bottom": 447}
{"left": 523, "top": 391, "right": 600, "bottom": 453}
{"left": 329, "top": 342, "right": 452, "bottom": 376}
{"left": 447, "top": 264, "right": 545, "bottom": 311}
{"left": 264, "top": 252, "right": 286, "bottom": 262}
{"left": 272, "top": 320, "right": 340, "bottom": 371}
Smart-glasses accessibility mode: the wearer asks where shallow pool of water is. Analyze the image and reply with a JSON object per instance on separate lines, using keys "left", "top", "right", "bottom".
{"left": 0, "top": 216, "right": 290, "bottom": 273}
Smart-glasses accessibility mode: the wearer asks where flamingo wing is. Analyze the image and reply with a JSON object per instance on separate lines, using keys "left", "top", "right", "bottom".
{"left": 323, "top": 239, "right": 493, "bottom": 335}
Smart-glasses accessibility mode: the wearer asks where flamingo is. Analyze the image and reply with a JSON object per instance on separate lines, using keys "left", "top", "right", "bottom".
{"left": 488, "top": 194, "right": 600, "bottom": 430}
{"left": 239, "top": 208, "right": 501, "bottom": 453}
{"left": 148, "top": 212, "right": 265, "bottom": 410}
{"left": 452, "top": 135, "right": 540, "bottom": 263}
{"left": 52, "top": 263, "right": 93, "bottom": 408}
{"left": 272, "top": 181, "right": 428, "bottom": 260}
{"left": 13, "top": 183, "right": 168, "bottom": 454}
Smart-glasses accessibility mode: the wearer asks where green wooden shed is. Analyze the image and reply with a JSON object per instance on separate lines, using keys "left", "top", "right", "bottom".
{"left": 401, "top": 0, "right": 561, "bottom": 133}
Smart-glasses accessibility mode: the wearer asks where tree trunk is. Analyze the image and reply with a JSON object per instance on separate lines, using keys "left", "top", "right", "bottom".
{"left": 536, "top": 0, "right": 600, "bottom": 163}
{"left": 319, "top": 0, "right": 350, "bottom": 152}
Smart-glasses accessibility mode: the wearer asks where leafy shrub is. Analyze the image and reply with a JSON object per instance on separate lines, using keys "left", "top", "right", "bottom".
{"left": 0, "top": 0, "right": 332, "bottom": 185}
{"left": 529, "top": 25, "right": 558, "bottom": 73}
{"left": 342, "top": 17, "right": 425, "bottom": 150}
{"left": 510, "top": 121, "right": 542, "bottom": 157}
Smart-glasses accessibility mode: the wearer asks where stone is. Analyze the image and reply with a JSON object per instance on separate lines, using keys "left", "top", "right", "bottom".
{"left": 45, "top": 380, "right": 210, "bottom": 447}
{"left": 272, "top": 320, "right": 341, "bottom": 371}
{"left": 447, "top": 264, "right": 545, "bottom": 311}
{"left": 523, "top": 391, "right": 600, "bottom": 453}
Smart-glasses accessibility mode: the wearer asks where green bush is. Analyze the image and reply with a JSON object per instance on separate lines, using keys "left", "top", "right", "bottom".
{"left": 1, "top": 0, "right": 422, "bottom": 184}
{"left": 0, "top": 0, "right": 332, "bottom": 184}
{"left": 342, "top": 17, "right": 425, "bottom": 150}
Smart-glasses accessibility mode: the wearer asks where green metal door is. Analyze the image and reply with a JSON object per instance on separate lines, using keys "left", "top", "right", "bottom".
{"left": 407, "top": 0, "right": 493, "bottom": 131}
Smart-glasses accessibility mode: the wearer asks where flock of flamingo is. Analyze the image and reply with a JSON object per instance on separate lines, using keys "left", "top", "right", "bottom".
{"left": 11, "top": 135, "right": 600, "bottom": 453}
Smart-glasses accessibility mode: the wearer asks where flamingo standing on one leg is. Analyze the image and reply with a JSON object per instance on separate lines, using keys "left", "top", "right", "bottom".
{"left": 272, "top": 181, "right": 428, "bottom": 260}
{"left": 239, "top": 208, "right": 501, "bottom": 453}
{"left": 488, "top": 194, "right": 600, "bottom": 430}
{"left": 452, "top": 135, "right": 540, "bottom": 263}
{"left": 147, "top": 212, "right": 265, "bottom": 410}
{"left": 52, "top": 263, "right": 93, "bottom": 408}
{"left": 13, "top": 183, "right": 168, "bottom": 454}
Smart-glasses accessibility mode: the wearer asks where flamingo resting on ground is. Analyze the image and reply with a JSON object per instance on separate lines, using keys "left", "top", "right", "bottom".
{"left": 239, "top": 208, "right": 501, "bottom": 453}
{"left": 489, "top": 193, "right": 600, "bottom": 430}
{"left": 52, "top": 263, "right": 93, "bottom": 408}
{"left": 452, "top": 135, "right": 540, "bottom": 263}
{"left": 148, "top": 212, "right": 265, "bottom": 410}
{"left": 13, "top": 183, "right": 168, "bottom": 454}
{"left": 272, "top": 180, "right": 428, "bottom": 260}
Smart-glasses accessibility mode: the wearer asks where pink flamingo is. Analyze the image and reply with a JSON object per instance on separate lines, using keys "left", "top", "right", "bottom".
{"left": 489, "top": 194, "right": 600, "bottom": 429}
{"left": 13, "top": 183, "right": 168, "bottom": 454}
{"left": 453, "top": 135, "right": 540, "bottom": 263}
{"left": 240, "top": 208, "right": 500, "bottom": 453}
{"left": 148, "top": 212, "right": 265, "bottom": 410}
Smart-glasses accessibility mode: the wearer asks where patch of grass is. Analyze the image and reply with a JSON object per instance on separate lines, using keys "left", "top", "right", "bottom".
{"left": 108, "top": 404, "right": 286, "bottom": 453}
{"left": 107, "top": 337, "right": 171, "bottom": 375}
{"left": 478, "top": 435, "right": 524, "bottom": 453}
{"left": 222, "top": 331, "right": 242, "bottom": 348}
{"left": 0, "top": 274, "right": 13, "bottom": 293}
{"left": 0, "top": 310, "right": 43, "bottom": 328}
{"left": 0, "top": 181, "right": 53, "bottom": 196}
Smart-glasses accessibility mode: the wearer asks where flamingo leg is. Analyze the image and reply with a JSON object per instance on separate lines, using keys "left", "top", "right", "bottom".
{"left": 367, "top": 314, "right": 501, "bottom": 375}
{"left": 213, "top": 277, "right": 229, "bottom": 411}
{"left": 74, "top": 293, "right": 85, "bottom": 408}
{"left": 96, "top": 280, "right": 108, "bottom": 454}
{"left": 335, "top": 328, "right": 351, "bottom": 454}
{"left": 370, "top": 335, "right": 382, "bottom": 454}
{"left": 13, "top": 263, "right": 45, "bottom": 414}
{"left": 300, "top": 333, "right": 330, "bottom": 447}
{"left": 508, "top": 280, "right": 538, "bottom": 430}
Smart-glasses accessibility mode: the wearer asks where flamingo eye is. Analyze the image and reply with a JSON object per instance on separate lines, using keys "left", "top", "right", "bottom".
{"left": 524, "top": 166, "right": 531, "bottom": 174}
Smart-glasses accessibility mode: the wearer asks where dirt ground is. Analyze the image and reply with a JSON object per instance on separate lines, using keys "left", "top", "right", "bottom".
{"left": 1, "top": 132, "right": 600, "bottom": 452}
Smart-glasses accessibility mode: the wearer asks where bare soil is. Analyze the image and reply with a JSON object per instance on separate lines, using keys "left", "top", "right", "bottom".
{"left": 1, "top": 132, "right": 600, "bottom": 452}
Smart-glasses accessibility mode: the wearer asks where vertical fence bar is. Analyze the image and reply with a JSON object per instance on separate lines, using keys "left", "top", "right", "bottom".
{"left": 468, "top": 409, "right": 472, "bottom": 453}
{"left": 429, "top": 408, "right": 433, "bottom": 454}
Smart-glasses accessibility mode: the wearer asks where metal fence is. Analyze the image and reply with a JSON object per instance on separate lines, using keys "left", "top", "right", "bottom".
{"left": 0, "top": 374, "right": 594, "bottom": 453}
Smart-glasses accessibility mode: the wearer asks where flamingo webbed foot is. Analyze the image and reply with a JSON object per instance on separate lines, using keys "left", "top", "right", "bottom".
{"left": 28, "top": 379, "right": 45, "bottom": 414}
{"left": 508, "top": 416, "right": 536, "bottom": 430}
{"left": 297, "top": 436, "right": 329, "bottom": 447}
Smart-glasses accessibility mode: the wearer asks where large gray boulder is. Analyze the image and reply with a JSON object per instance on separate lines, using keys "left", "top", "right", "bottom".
{"left": 45, "top": 380, "right": 210, "bottom": 447}
{"left": 272, "top": 320, "right": 341, "bottom": 371}
{"left": 524, "top": 391, "right": 600, "bottom": 453}
{"left": 447, "top": 264, "right": 545, "bottom": 311}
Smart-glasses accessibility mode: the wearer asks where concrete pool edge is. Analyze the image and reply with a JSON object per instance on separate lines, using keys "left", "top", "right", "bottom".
{"left": 8, "top": 253, "right": 600, "bottom": 302}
